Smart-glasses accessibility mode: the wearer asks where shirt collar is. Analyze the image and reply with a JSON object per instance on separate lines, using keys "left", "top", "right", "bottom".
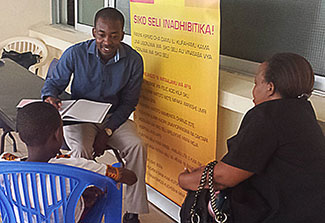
{"left": 88, "top": 40, "right": 126, "bottom": 63}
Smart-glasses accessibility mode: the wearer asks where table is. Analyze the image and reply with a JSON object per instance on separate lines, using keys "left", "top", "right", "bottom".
{"left": 0, "top": 58, "right": 124, "bottom": 165}
{"left": 0, "top": 58, "right": 69, "bottom": 153}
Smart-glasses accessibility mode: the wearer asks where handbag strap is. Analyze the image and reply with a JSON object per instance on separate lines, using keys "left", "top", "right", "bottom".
{"left": 207, "top": 162, "right": 228, "bottom": 223}
{"left": 189, "top": 161, "right": 217, "bottom": 223}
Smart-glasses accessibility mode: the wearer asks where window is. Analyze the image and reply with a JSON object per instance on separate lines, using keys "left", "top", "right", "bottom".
{"left": 52, "top": 0, "right": 131, "bottom": 44}
{"left": 115, "top": 0, "right": 131, "bottom": 35}
{"left": 220, "top": 0, "right": 325, "bottom": 92}
{"left": 77, "top": 0, "right": 105, "bottom": 26}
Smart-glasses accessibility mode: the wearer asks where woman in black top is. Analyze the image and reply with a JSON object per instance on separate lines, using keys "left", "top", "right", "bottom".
{"left": 178, "top": 53, "right": 325, "bottom": 222}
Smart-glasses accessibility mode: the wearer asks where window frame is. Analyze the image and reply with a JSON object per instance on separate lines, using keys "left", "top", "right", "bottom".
{"left": 220, "top": 55, "right": 325, "bottom": 94}
{"left": 74, "top": 0, "right": 131, "bottom": 45}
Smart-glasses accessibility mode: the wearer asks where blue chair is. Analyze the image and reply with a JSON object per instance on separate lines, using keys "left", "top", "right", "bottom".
{"left": 0, "top": 161, "right": 122, "bottom": 223}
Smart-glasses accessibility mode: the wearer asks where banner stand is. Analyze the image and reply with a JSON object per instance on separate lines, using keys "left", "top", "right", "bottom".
{"left": 147, "top": 185, "right": 180, "bottom": 222}
{"left": 131, "top": 0, "right": 221, "bottom": 216}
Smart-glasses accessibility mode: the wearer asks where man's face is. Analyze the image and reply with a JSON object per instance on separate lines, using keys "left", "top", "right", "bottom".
{"left": 92, "top": 17, "right": 124, "bottom": 62}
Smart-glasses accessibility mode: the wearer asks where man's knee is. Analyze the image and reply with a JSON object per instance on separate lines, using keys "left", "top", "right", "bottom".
{"left": 131, "top": 137, "right": 146, "bottom": 154}
{"left": 121, "top": 136, "right": 146, "bottom": 160}
{"left": 68, "top": 142, "right": 94, "bottom": 159}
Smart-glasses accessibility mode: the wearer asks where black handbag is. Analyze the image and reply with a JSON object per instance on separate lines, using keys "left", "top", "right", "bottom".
{"left": 180, "top": 161, "right": 230, "bottom": 223}
{"left": 1, "top": 49, "right": 40, "bottom": 69}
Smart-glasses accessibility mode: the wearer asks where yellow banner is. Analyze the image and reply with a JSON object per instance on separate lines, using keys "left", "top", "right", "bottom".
{"left": 131, "top": 0, "right": 220, "bottom": 205}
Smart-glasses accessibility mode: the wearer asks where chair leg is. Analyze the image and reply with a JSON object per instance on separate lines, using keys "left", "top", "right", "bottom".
{"left": 0, "top": 131, "right": 7, "bottom": 154}
{"left": 111, "top": 148, "right": 125, "bottom": 168}
{"left": 0, "top": 131, "right": 18, "bottom": 153}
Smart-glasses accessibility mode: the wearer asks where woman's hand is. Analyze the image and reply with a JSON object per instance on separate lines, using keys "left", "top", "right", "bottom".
{"left": 178, "top": 161, "right": 254, "bottom": 191}
{"left": 178, "top": 166, "right": 205, "bottom": 191}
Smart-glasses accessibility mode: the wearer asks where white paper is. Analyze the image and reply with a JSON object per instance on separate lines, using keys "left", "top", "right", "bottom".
{"left": 17, "top": 99, "right": 112, "bottom": 124}
{"left": 16, "top": 99, "right": 42, "bottom": 108}
{"left": 59, "top": 100, "right": 76, "bottom": 115}
{"left": 60, "top": 99, "right": 112, "bottom": 123}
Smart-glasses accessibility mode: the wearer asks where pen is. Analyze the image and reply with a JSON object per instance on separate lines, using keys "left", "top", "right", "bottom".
{"left": 55, "top": 98, "right": 62, "bottom": 109}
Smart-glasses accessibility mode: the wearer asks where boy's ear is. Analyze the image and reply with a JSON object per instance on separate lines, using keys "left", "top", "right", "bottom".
{"left": 53, "top": 126, "right": 64, "bottom": 145}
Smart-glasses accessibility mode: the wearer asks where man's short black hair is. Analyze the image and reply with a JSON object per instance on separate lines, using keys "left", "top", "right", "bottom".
{"left": 94, "top": 7, "right": 125, "bottom": 29}
{"left": 16, "top": 102, "right": 61, "bottom": 146}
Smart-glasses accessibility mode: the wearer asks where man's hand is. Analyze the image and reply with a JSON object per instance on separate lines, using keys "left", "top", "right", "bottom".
{"left": 93, "top": 129, "right": 110, "bottom": 158}
{"left": 44, "top": 96, "right": 62, "bottom": 110}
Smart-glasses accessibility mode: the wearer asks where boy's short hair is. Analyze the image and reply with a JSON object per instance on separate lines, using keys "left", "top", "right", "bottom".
{"left": 16, "top": 102, "right": 61, "bottom": 146}
{"left": 94, "top": 7, "right": 125, "bottom": 29}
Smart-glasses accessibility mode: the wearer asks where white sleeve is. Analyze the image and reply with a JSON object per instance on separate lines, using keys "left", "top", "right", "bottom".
{"left": 0, "top": 152, "right": 23, "bottom": 161}
{"left": 49, "top": 157, "right": 107, "bottom": 176}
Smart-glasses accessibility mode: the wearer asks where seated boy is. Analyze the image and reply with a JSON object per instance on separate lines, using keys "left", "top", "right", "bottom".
{"left": 0, "top": 102, "right": 137, "bottom": 222}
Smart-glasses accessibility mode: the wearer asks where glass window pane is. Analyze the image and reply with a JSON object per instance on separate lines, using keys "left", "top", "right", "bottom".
{"left": 78, "top": 0, "right": 104, "bottom": 26}
{"left": 221, "top": 0, "right": 325, "bottom": 77}
{"left": 116, "top": 0, "right": 131, "bottom": 35}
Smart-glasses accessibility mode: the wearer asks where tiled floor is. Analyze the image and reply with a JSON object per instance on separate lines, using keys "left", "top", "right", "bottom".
{"left": 1, "top": 129, "right": 177, "bottom": 223}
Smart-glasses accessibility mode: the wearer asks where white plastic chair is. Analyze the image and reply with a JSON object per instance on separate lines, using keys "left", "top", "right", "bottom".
{"left": 0, "top": 36, "right": 48, "bottom": 74}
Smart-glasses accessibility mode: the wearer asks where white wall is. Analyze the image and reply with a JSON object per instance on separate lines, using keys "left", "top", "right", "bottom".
{"left": 0, "top": 0, "right": 51, "bottom": 43}
{"left": 2, "top": 1, "right": 323, "bottom": 158}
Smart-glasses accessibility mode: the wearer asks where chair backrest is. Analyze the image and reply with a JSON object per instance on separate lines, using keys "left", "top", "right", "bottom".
{"left": 0, "top": 162, "right": 122, "bottom": 223}
{"left": 0, "top": 36, "right": 48, "bottom": 74}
